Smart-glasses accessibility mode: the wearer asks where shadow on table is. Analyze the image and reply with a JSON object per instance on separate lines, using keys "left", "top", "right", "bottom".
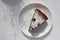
{"left": 21, "top": 22, "right": 53, "bottom": 40}
{"left": 1, "top": 0, "right": 22, "bottom": 7}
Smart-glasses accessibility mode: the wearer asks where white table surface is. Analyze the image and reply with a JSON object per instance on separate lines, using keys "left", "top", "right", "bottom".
{"left": 0, "top": 0, "right": 60, "bottom": 40}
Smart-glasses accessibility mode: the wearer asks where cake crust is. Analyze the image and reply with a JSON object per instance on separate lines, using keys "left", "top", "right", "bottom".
{"left": 35, "top": 9, "right": 48, "bottom": 21}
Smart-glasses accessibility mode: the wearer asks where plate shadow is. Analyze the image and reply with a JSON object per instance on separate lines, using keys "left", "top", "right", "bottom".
{"left": 21, "top": 22, "right": 53, "bottom": 40}
{"left": 31, "top": 22, "right": 48, "bottom": 36}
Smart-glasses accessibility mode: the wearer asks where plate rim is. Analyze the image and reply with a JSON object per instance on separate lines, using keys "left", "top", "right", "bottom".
{"left": 19, "top": 2, "right": 53, "bottom": 38}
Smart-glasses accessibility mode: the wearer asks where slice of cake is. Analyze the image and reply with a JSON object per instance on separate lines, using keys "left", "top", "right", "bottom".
{"left": 29, "top": 9, "right": 48, "bottom": 32}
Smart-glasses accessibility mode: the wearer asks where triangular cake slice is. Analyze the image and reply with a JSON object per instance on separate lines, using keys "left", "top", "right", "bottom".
{"left": 29, "top": 9, "right": 48, "bottom": 32}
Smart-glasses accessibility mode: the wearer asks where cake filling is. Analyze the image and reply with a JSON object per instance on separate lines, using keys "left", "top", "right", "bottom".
{"left": 31, "top": 13, "right": 44, "bottom": 28}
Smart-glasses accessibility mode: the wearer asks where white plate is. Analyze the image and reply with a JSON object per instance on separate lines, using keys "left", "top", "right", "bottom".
{"left": 19, "top": 3, "right": 53, "bottom": 38}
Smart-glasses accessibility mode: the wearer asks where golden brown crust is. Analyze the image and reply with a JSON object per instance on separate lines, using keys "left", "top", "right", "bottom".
{"left": 29, "top": 12, "right": 35, "bottom": 32}
{"left": 35, "top": 9, "right": 48, "bottom": 21}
